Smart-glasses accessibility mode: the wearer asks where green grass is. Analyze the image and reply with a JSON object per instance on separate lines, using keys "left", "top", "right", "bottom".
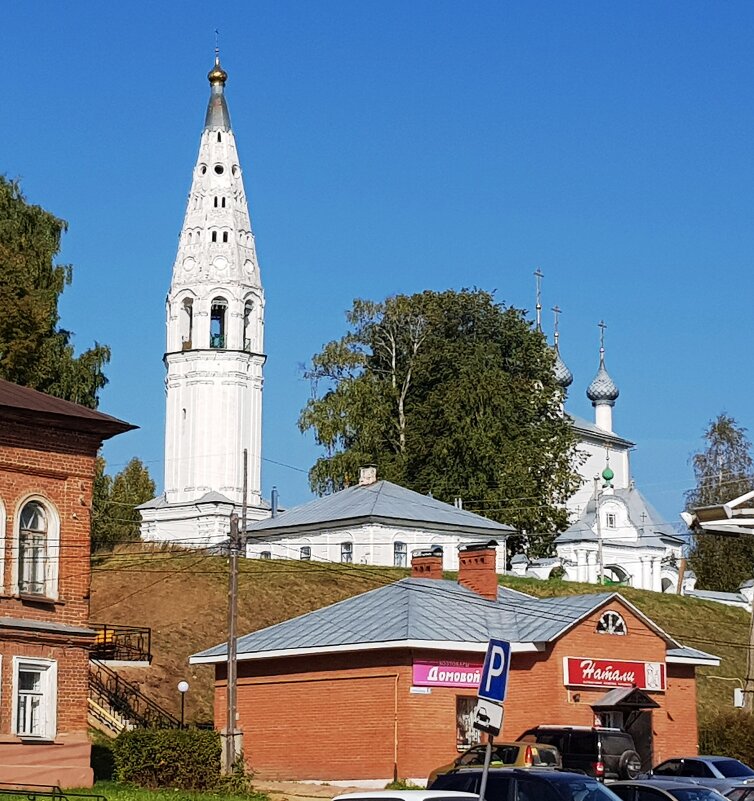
{"left": 60, "top": 782, "right": 268, "bottom": 801}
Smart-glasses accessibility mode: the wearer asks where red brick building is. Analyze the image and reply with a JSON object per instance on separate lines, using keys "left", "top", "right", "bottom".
{"left": 0, "top": 380, "right": 134, "bottom": 786}
{"left": 193, "top": 543, "right": 718, "bottom": 785}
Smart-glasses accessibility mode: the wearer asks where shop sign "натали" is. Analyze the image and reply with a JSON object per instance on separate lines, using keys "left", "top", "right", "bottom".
{"left": 563, "top": 657, "right": 666, "bottom": 691}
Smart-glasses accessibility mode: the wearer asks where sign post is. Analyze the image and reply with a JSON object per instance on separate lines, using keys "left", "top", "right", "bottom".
{"left": 475, "top": 639, "right": 511, "bottom": 801}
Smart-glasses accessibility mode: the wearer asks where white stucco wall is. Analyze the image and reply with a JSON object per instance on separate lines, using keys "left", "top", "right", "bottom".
{"left": 246, "top": 522, "right": 508, "bottom": 572}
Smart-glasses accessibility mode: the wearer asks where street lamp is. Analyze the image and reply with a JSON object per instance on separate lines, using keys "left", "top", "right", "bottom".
{"left": 178, "top": 680, "right": 190, "bottom": 728}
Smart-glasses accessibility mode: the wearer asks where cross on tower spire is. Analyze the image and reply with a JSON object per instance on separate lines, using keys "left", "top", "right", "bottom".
{"left": 598, "top": 320, "right": 607, "bottom": 364}
{"left": 552, "top": 305, "right": 561, "bottom": 347}
{"left": 534, "top": 268, "right": 544, "bottom": 332}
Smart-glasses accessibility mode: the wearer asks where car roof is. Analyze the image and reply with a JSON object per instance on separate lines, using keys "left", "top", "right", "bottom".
{"left": 334, "top": 793, "right": 479, "bottom": 801}
{"left": 448, "top": 768, "right": 594, "bottom": 781}
{"left": 611, "top": 781, "right": 717, "bottom": 790}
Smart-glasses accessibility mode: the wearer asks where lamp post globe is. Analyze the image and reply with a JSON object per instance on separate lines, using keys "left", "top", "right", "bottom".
{"left": 177, "top": 681, "right": 190, "bottom": 727}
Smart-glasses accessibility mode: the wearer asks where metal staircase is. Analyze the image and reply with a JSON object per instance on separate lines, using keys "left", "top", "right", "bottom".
{"left": 88, "top": 660, "right": 180, "bottom": 737}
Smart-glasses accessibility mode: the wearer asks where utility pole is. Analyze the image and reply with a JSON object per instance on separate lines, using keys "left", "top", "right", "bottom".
{"left": 224, "top": 448, "right": 248, "bottom": 774}
{"left": 594, "top": 476, "right": 604, "bottom": 585}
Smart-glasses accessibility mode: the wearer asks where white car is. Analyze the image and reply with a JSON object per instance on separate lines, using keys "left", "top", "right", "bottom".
{"left": 333, "top": 792, "right": 478, "bottom": 801}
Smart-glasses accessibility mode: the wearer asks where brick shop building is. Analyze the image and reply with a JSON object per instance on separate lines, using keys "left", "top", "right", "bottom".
{"left": 0, "top": 379, "right": 134, "bottom": 785}
{"left": 192, "top": 543, "right": 718, "bottom": 785}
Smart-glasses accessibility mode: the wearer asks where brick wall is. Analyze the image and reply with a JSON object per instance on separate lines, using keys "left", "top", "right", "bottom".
{"left": 0, "top": 416, "right": 101, "bottom": 786}
{"left": 225, "top": 597, "right": 700, "bottom": 782}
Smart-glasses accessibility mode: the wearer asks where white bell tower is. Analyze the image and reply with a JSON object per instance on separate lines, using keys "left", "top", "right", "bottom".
{"left": 140, "top": 54, "right": 269, "bottom": 545}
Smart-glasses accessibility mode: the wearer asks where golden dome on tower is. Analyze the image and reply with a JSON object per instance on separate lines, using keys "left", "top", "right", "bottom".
{"left": 208, "top": 55, "right": 227, "bottom": 85}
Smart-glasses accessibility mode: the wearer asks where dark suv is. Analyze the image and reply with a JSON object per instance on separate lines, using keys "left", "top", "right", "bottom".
{"left": 519, "top": 726, "right": 642, "bottom": 781}
{"left": 429, "top": 767, "right": 620, "bottom": 801}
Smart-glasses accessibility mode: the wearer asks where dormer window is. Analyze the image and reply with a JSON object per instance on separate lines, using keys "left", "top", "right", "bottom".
{"left": 605, "top": 512, "right": 616, "bottom": 529}
{"left": 596, "top": 610, "right": 627, "bottom": 635}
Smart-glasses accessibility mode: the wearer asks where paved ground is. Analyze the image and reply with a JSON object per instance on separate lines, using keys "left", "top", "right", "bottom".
{"left": 255, "top": 779, "right": 368, "bottom": 801}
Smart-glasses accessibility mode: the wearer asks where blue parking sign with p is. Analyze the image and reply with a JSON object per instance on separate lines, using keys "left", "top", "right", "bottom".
{"left": 478, "top": 639, "right": 511, "bottom": 704}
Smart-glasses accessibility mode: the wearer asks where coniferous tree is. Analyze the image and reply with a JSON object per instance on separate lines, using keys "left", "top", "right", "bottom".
{"left": 0, "top": 176, "right": 109, "bottom": 408}
{"left": 91, "top": 457, "right": 155, "bottom": 552}
{"left": 299, "top": 289, "right": 581, "bottom": 556}
{"left": 686, "top": 414, "right": 754, "bottom": 590}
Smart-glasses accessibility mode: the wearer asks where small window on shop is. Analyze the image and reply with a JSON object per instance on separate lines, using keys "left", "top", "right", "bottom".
{"left": 259, "top": 551, "right": 271, "bottom": 560}
{"left": 596, "top": 610, "right": 627, "bottom": 635}
{"left": 341, "top": 541, "right": 353, "bottom": 564}
{"left": 456, "top": 696, "right": 482, "bottom": 751}
{"left": 394, "top": 541, "right": 407, "bottom": 567}
{"left": 300, "top": 546, "right": 311, "bottom": 561}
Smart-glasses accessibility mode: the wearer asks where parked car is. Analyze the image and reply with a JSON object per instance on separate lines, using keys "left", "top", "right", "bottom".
{"left": 519, "top": 726, "right": 642, "bottom": 780}
{"left": 610, "top": 780, "right": 729, "bottom": 801}
{"left": 333, "top": 793, "right": 477, "bottom": 801}
{"left": 428, "top": 741, "right": 562, "bottom": 785}
{"left": 644, "top": 758, "right": 754, "bottom": 793}
{"left": 725, "top": 785, "right": 754, "bottom": 801}
{"left": 429, "top": 766, "right": 623, "bottom": 801}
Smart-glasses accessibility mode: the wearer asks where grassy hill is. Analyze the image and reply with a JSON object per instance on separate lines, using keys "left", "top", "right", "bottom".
{"left": 90, "top": 546, "right": 748, "bottom": 725}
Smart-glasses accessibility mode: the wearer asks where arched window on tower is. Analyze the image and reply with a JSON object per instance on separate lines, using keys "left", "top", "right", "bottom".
{"left": 211, "top": 231, "right": 217, "bottom": 243}
{"left": 243, "top": 301, "right": 253, "bottom": 352}
{"left": 180, "top": 299, "right": 193, "bottom": 350}
{"left": 210, "top": 299, "right": 227, "bottom": 349}
{"left": 217, "top": 131, "right": 222, "bottom": 143}
{"left": 214, "top": 197, "right": 218, "bottom": 208}
{"left": 221, "top": 197, "right": 226, "bottom": 208}
{"left": 222, "top": 231, "right": 228, "bottom": 243}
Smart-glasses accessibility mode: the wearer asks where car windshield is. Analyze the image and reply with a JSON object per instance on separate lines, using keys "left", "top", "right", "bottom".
{"left": 553, "top": 777, "right": 621, "bottom": 801}
{"left": 712, "top": 761, "right": 754, "bottom": 779}
{"left": 672, "top": 790, "right": 729, "bottom": 801}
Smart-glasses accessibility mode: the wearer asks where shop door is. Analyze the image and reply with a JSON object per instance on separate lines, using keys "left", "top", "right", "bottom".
{"left": 625, "top": 711, "right": 653, "bottom": 771}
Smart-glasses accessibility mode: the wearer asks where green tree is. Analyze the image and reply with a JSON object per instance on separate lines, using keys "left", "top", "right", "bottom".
{"left": 686, "top": 413, "right": 754, "bottom": 591}
{"left": 92, "top": 457, "right": 155, "bottom": 552}
{"left": 299, "top": 289, "right": 581, "bottom": 556}
{"left": 0, "top": 176, "right": 109, "bottom": 408}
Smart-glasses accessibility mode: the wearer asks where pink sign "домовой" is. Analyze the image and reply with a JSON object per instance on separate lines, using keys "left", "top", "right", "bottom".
{"left": 412, "top": 659, "right": 484, "bottom": 688}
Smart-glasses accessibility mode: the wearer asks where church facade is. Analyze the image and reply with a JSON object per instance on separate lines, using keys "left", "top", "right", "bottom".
{"left": 512, "top": 323, "right": 688, "bottom": 592}
{"left": 139, "top": 56, "right": 269, "bottom": 545}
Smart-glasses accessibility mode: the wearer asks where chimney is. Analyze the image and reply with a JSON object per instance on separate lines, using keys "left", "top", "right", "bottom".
{"left": 359, "top": 465, "right": 378, "bottom": 486}
{"left": 458, "top": 541, "right": 499, "bottom": 601}
{"left": 411, "top": 547, "right": 444, "bottom": 580}
{"left": 271, "top": 486, "right": 279, "bottom": 518}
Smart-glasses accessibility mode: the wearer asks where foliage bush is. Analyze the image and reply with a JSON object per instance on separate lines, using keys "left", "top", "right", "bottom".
{"left": 699, "top": 710, "right": 754, "bottom": 764}
{"left": 113, "top": 728, "right": 222, "bottom": 790}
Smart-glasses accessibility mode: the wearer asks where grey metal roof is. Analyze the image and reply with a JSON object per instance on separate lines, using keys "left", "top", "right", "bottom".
{"left": 685, "top": 589, "right": 748, "bottom": 605}
{"left": 667, "top": 645, "right": 719, "bottom": 662}
{"left": 569, "top": 415, "right": 634, "bottom": 447}
{"left": 0, "top": 616, "right": 95, "bottom": 637}
{"left": 556, "top": 486, "right": 679, "bottom": 549}
{"left": 138, "top": 490, "right": 271, "bottom": 512}
{"left": 191, "top": 578, "right": 626, "bottom": 662}
{"left": 245, "top": 480, "right": 513, "bottom": 537}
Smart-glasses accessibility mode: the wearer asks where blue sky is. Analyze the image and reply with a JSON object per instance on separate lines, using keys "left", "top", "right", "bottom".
{"left": 4, "top": 1, "right": 754, "bottom": 523}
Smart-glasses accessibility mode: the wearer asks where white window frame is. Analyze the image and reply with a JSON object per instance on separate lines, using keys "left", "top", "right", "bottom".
{"left": 12, "top": 656, "right": 57, "bottom": 740}
{"left": 300, "top": 546, "right": 311, "bottom": 561}
{"left": 596, "top": 610, "right": 627, "bottom": 635}
{"left": 12, "top": 497, "right": 60, "bottom": 600}
{"left": 340, "top": 541, "right": 353, "bottom": 564}
{"left": 394, "top": 541, "right": 407, "bottom": 568}
{"left": 605, "top": 512, "right": 617, "bottom": 529}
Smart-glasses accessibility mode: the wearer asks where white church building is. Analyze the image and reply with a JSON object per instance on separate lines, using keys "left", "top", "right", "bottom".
{"left": 136, "top": 59, "right": 690, "bottom": 593}
{"left": 139, "top": 54, "right": 270, "bottom": 545}
{"left": 511, "top": 319, "right": 689, "bottom": 593}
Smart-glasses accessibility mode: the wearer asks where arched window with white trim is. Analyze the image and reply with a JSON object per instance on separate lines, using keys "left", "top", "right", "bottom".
{"left": 596, "top": 610, "right": 627, "bottom": 635}
{"left": 17, "top": 500, "right": 59, "bottom": 598}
